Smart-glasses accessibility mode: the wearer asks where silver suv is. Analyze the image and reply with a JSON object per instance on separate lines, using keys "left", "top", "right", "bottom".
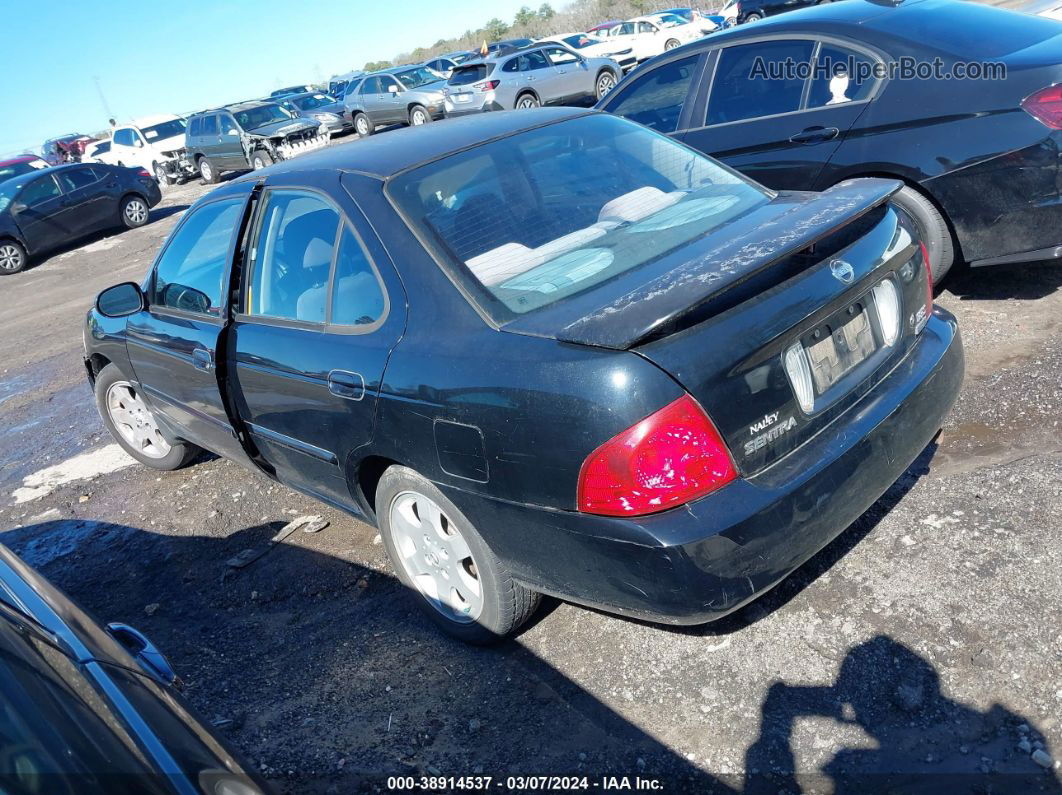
{"left": 342, "top": 65, "right": 447, "bottom": 136}
{"left": 443, "top": 45, "right": 621, "bottom": 117}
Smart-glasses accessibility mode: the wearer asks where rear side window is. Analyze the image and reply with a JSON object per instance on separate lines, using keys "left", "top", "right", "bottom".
{"left": 202, "top": 115, "right": 219, "bottom": 135}
{"left": 807, "top": 44, "right": 878, "bottom": 108}
{"left": 188, "top": 116, "right": 202, "bottom": 137}
{"left": 152, "top": 198, "right": 245, "bottom": 317}
{"left": 707, "top": 40, "right": 815, "bottom": 125}
{"left": 331, "top": 226, "right": 386, "bottom": 326}
{"left": 604, "top": 55, "right": 700, "bottom": 133}
{"left": 246, "top": 190, "right": 340, "bottom": 324}
{"left": 56, "top": 168, "right": 99, "bottom": 191}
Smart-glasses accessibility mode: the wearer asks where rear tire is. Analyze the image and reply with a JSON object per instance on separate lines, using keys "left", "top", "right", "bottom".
{"left": 515, "top": 92, "right": 540, "bottom": 110}
{"left": 0, "top": 239, "right": 27, "bottom": 275}
{"left": 409, "top": 105, "right": 432, "bottom": 126}
{"left": 744, "top": 12, "right": 763, "bottom": 21}
{"left": 94, "top": 364, "right": 198, "bottom": 471}
{"left": 664, "top": 38, "right": 681, "bottom": 50}
{"left": 198, "top": 156, "right": 219, "bottom": 184}
{"left": 890, "top": 185, "right": 955, "bottom": 285}
{"left": 376, "top": 466, "right": 540, "bottom": 644}
{"left": 353, "top": 112, "right": 374, "bottom": 138}
{"left": 120, "top": 195, "right": 149, "bottom": 229}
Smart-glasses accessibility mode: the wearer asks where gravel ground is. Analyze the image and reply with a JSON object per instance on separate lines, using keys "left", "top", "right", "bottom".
{"left": 0, "top": 150, "right": 1060, "bottom": 794}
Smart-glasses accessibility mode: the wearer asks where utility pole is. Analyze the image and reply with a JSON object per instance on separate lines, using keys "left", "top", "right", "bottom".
{"left": 93, "top": 76, "right": 115, "bottom": 124}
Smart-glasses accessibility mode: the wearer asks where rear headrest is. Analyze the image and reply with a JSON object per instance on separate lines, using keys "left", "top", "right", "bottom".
{"left": 303, "top": 236, "right": 333, "bottom": 270}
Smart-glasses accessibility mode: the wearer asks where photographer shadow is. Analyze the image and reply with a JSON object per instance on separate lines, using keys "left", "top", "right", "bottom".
{"left": 745, "top": 635, "right": 1061, "bottom": 794}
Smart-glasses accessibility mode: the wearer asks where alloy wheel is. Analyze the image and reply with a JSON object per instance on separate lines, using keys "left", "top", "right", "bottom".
{"left": 412, "top": 109, "right": 428, "bottom": 125}
{"left": 253, "top": 155, "right": 266, "bottom": 169}
{"left": 106, "top": 382, "right": 171, "bottom": 459}
{"left": 665, "top": 39, "right": 680, "bottom": 50}
{"left": 200, "top": 160, "right": 212, "bottom": 180}
{"left": 0, "top": 244, "right": 23, "bottom": 272}
{"left": 124, "top": 199, "right": 147, "bottom": 225}
{"left": 517, "top": 95, "right": 539, "bottom": 109}
{"left": 356, "top": 116, "right": 369, "bottom": 135}
{"left": 154, "top": 164, "right": 167, "bottom": 183}
{"left": 597, "top": 73, "right": 616, "bottom": 99}
{"left": 389, "top": 490, "right": 483, "bottom": 624}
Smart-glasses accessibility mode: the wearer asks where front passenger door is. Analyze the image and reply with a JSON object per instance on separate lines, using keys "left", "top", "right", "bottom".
{"left": 125, "top": 188, "right": 257, "bottom": 467}
{"left": 376, "top": 76, "right": 405, "bottom": 124}
{"left": 541, "top": 46, "right": 590, "bottom": 102}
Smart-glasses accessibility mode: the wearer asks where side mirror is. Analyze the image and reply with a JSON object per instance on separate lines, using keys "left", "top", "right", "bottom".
{"left": 10, "top": 201, "right": 26, "bottom": 214}
{"left": 96, "top": 282, "right": 145, "bottom": 317}
{"left": 106, "top": 623, "right": 181, "bottom": 687}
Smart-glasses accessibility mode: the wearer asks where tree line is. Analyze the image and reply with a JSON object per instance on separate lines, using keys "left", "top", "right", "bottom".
{"left": 359, "top": 0, "right": 710, "bottom": 71}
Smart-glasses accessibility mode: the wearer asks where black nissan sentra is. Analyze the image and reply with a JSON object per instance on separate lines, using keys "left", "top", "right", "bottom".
{"left": 84, "top": 110, "right": 963, "bottom": 643}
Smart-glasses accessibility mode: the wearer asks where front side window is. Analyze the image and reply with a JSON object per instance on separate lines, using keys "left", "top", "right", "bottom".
{"left": 706, "top": 40, "right": 815, "bottom": 125}
{"left": 113, "top": 128, "right": 134, "bottom": 147}
{"left": 638, "top": 22, "right": 657, "bottom": 33}
{"left": 380, "top": 77, "right": 402, "bottom": 93}
{"left": 604, "top": 54, "right": 700, "bottom": 133}
{"left": 519, "top": 51, "right": 550, "bottom": 72}
{"left": 389, "top": 114, "right": 769, "bottom": 318}
{"left": 246, "top": 191, "right": 340, "bottom": 324}
{"left": 19, "top": 175, "right": 61, "bottom": 206}
{"left": 544, "top": 46, "right": 580, "bottom": 66}
{"left": 152, "top": 198, "right": 244, "bottom": 317}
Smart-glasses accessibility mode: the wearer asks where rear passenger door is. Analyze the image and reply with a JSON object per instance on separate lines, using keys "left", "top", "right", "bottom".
{"left": 54, "top": 166, "right": 114, "bottom": 234}
{"left": 680, "top": 37, "right": 880, "bottom": 190}
{"left": 518, "top": 50, "right": 555, "bottom": 101}
{"left": 229, "top": 178, "right": 405, "bottom": 510}
{"left": 197, "top": 114, "right": 223, "bottom": 163}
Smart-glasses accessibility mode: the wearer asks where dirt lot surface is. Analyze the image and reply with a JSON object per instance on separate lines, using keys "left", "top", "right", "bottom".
{"left": 1, "top": 150, "right": 1060, "bottom": 794}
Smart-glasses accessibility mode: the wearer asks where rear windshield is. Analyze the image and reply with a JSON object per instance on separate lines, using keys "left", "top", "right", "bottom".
{"left": 389, "top": 114, "right": 769, "bottom": 320}
{"left": 449, "top": 64, "right": 493, "bottom": 85}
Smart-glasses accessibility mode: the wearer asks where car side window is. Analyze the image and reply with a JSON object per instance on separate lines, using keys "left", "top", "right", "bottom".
{"left": 19, "top": 175, "right": 61, "bottom": 206}
{"left": 56, "top": 167, "right": 99, "bottom": 192}
{"left": 639, "top": 22, "right": 657, "bottom": 33}
{"left": 807, "top": 44, "right": 879, "bottom": 108}
{"left": 544, "top": 46, "right": 580, "bottom": 66}
{"left": 382, "top": 77, "right": 401, "bottom": 93}
{"left": 604, "top": 54, "right": 700, "bottom": 133}
{"left": 618, "top": 23, "right": 635, "bottom": 35}
{"left": 202, "top": 115, "right": 219, "bottom": 135}
{"left": 189, "top": 116, "right": 202, "bottom": 137}
{"left": 220, "top": 114, "right": 239, "bottom": 135}
{"left": 706, "top": 39, "right": 815, "bottom": 125}
{"left": 152, "top": 198, "right": 245, "bottom": 317}
{"left": 521, "top": 51, "right": 550, "bottom": 71}
{"left": 330, "top": 225, "right": 386, "bottom": 326}
{"left": 113, "top": 128, "right": 131, "bottom": 146}
{"left": 361, "top": 77, "right": 379, "bottom": 95}
{"left": 246, "top": 190, "right": 340, "bottom": 324}
{"left": 502, "top": 58, "right": 519, "bottom": 73}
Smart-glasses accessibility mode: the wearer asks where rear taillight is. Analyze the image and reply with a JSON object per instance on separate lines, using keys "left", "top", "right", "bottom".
{"left": 136, "top": 167, "right": 152, "bottom": 179}
{"left": 577, "top": 395, "right": 737, "bottom": 517}
{"left": 474, "top": 79, "right": 501, "bottom": 92}
{"left": 1021, "top": 84, "right": 1062, "bottom": 129}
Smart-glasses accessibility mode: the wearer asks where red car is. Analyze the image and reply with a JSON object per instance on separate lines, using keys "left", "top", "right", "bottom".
{"left": 0, "top": 155, "right": 49, "bottom": 184}
{"left": 588, "top": 19, "right": 622, "bottom": 35}
{"left": 41, "top": 134, "right": 95, "bottom": 166}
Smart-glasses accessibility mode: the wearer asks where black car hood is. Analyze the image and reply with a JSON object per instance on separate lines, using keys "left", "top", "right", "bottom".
{"left": 501, "top": 178, "right": 903, "bottom": 350}
{"left": 246, "top": 118, "right": 318, "bottom": 137}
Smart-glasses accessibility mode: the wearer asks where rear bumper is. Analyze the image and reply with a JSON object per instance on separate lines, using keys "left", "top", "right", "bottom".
{"left": 440, "top": 309, "right": 963, "bottom": 625}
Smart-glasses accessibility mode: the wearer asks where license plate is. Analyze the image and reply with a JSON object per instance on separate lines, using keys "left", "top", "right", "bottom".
{"left": 454, "top": 93, "right": 472, "bottom": 103}
{"left": 804, "top": 306, "right": 876, "bottom": 394}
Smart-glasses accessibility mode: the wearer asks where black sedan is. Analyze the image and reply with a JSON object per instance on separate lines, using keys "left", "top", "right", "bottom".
{"left": 598, "top": 0, "right": 1062, "bottom": 283}
{"left": 0, "top": 543, "right": 269, "bottom": 793}
{"left": 84, "top": 109, "right": 962, "bottom": 643}
{"left": 0, "top": 163, "right": 161, "bottom": 275}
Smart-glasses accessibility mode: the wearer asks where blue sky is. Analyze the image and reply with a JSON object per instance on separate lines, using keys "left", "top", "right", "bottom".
{"left": 1, "top": 0, "right": 532, "bottom": 156}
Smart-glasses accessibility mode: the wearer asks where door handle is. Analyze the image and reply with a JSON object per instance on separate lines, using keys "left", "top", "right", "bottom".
{"left": 191, "top": 347, "right": 214, "bottom": 372}
{"left": 327, "top": 370, "right": 365, "bottom": 401}
{"left": 788, "top": 126, "right": 840, "bottom": 145}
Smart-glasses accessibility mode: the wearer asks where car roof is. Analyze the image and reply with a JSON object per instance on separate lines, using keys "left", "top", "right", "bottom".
{"left": 245, "top": 107, "right": 591, "bottom": 180}
{"left": 124, "top": 114, "right": 181, "bottom": 128}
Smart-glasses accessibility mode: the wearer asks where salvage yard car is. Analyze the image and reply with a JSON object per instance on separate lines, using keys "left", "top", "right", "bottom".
{"left": 0, "top": 542, "right": 269, "bottom": 792}
{"left": 110, "top": 114, "right": 195, "bottom": 185}
{"left": 1, "top": 163, "right": 160, "bottom": 274}
{"left": 600, "top": 0, "right": 1062, "bottom": 283}
{"left": 184, "top": 101, "right": 329, "bottom": 183}
{"left": 84, "top": 109, "right": 963, "bottom": 643}
{"left": 343, "top": 65, "right": 449, "bottom": 136}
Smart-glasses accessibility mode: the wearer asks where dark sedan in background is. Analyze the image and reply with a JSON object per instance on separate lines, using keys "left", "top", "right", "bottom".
{"left": 0, "top": 542, "right": 269, "bottom": 793}
{"left": 0, "top": 155, "right": 49, "bottom": 184}
{"left": 0, "top": 163, "right": 160, "bottom": 275}
{"left": 600, "top": 0, "right": 1062, "bottom": 282}
{"left": 84, "top": 109, "right": 961, "bottom": 644}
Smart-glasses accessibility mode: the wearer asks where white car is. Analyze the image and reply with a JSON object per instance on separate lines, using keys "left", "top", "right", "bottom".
{"left": 110, "top": 114, "right": 189, "bottom": 184}
{"left": 534, "top": 32, "right": 638, "bottom": 71}
{"left": 604, "top": 13, "right": 704, "bottom": 62}
{"left": 81, "top": 139, "right": 120, "bottom": 166}
{"left": 720, "top": 0, "right": 739, "bottom": 26}
{"left": 1024, "top": 0, "right": 1062, "bottom": 19}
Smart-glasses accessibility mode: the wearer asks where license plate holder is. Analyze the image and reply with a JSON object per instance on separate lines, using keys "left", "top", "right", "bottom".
{"left": 454, "top": 93, "right": 472, "bottom": 103}
{"left": 804, "top": 303, "right": 877, "bottom": 394}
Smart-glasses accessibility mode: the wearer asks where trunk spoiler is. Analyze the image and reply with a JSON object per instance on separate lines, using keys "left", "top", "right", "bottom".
{"left": 502, "top": 178, "right": 904, "bottom": 350}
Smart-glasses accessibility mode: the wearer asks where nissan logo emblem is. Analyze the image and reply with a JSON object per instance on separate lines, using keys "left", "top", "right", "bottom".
{"left": 830, "top": 259, "right": 856, "bottom": 284}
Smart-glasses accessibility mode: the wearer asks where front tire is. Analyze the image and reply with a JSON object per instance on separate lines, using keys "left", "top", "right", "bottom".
{"left": 595, "top": 70, "right": 617, "bottom": 100}
{"left": 120, "top": 195, "right": 149, "bottom": 229}
{"left": 251, "top": 150, "right": 274, "bottom": 170}
{"left": 353, "top": 112, "right": 374, "bottom": 138}
{"left": 94, "top": 364, "right": 198, "bottom": 470}
{"left": 152, "top": 161, "right": 172, "bottom": 185}
{"left": 0, "top": 239, "right": 27, "bottom": 275}
{"left": 890, "top": 185, "right": 955, "bottom": 285}
{"left": 377, "top": 466, "right": 540, "bottom": 644}
{"left": 198, "top": 156, "right": 219, "bottom": 184}
{"left": 409, "top": 105, "right": 432, "bottom": 126}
